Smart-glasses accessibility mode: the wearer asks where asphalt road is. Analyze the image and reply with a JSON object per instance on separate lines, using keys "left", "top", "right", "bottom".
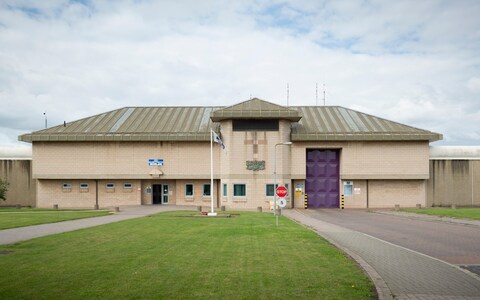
{"left": 306, "top": 209, "right": 480, "bottom": 266}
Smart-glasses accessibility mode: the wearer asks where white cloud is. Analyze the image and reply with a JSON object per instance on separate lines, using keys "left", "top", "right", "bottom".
{"left": 0, "top": 0, "right": 479, "bottom": 146}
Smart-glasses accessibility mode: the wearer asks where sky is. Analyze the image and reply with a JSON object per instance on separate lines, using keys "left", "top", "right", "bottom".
{"left": 1, "top": 0, "right": 480, "bottom": 148}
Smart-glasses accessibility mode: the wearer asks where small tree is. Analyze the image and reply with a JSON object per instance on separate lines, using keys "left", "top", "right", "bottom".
{"left": 0, "top": 179, "right": 9, "bottom": 201}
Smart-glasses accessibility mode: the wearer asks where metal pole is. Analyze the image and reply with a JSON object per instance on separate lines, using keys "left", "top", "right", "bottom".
{"left": 274, "top": 142, "right": 292, "bottom": 217}
{"left": 210, "top": 130, "right": 214, "bottom": 214}
{"left": 274, "top": 144, "right": 277, "bottom": 217}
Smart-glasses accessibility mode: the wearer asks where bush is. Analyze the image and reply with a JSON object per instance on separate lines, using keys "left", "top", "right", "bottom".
{"left": 0, "top": 179, "right": 9, "bottom": 201}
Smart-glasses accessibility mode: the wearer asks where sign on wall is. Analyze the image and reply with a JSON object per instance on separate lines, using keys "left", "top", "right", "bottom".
{"left": 148, "top": 159, "right": 164, "bottom": 166}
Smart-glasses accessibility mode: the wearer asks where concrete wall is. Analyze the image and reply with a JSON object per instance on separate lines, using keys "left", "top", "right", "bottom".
{"left": 427, "top": 160, "right": 480, "bottom": 207}
{"left": 0, "top": 159, "right": 36, "bottom": 207}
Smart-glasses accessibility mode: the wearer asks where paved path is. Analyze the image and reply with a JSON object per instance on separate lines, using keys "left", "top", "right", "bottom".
{"left": 284, "top": 209, "right": 480, "bottom": 300}
{"left": 0, "top": 205, "right": 195, "bottom": 246}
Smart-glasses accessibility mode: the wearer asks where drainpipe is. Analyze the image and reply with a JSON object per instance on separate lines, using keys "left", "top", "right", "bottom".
{"left": 366, "top": 180, "right": 369, "bottom": 208}
{"left": 95, "top": 179, "right": 99, "bottom": 210}
{"left": 472, "top": 163, "right": 475, "bottom": 207}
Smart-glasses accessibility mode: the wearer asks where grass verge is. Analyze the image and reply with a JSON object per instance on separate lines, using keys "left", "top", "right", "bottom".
{"left": 0, "top": 208, "right": 111, "bottom": 229}
{"left": 0, "top": 211, "right": 374, "bottom": 299}
{"left": 401, "top": 208, "right": 480, "bottom": 220}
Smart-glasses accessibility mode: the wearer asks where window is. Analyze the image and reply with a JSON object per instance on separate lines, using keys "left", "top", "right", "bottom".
{"left": 123, "top": 183, "right": 133, "bottom": 189}
{"left": 106, "top": 183, "right": 115, "bottom": 189}
{"left": 223, "top": 184, "right": 227, "bottom": 197}
{"left": 63, "top": 183, "right": 72, "bottom": 189}
{"left": 266, "top": 184, "right": 289, "bottom": 197}
{"left": 203, "top": 184, "right": 211, "bottom": 197}
{"left": 233, "top": 184, "right": 246, "bottom": 197}
{"left": 266, "top": 184, "right": 277, "bottom": 196}
{"left": 232, "top": 119, "right": 279, "bottom": 131}
{"left": 185, "top": 184, "right": 194, "bottom": 197}
{"left": 80, "top": 183, "right": 89, "bottom": 189}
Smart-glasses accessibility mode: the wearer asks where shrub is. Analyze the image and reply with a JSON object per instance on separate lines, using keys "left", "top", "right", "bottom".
{"left": 0, "top": 179, "right": 9, "bottom": 201}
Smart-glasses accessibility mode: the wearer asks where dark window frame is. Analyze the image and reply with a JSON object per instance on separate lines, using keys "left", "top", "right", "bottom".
{"left": 232, "top": 119, "right": 279, "bottom": 131}
{"left": 203, "top": 184, "right": 211, "bottom": 197}
{"left": 233, "top": 184, "right": 246, "bottom": 197}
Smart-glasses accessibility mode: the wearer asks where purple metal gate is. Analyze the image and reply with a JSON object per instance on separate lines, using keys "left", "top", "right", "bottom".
{"left": 305, "top": 149, "right": 340, "bottom": 208}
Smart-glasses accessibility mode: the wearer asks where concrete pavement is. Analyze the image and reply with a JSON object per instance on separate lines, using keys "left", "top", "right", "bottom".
{"left": 302, "top": 209, "right": 480, "bottom": 266}
{"left": 284, "top": 209, "right": 480, "bottom": 300}
{"left": 0, "top": 205, "right": 195, "bottom": 246}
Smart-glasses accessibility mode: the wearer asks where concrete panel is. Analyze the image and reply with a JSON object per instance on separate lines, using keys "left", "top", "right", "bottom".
{"left": 427, "top": 160, "right": 480, "bottom": 207}
{"left": 0, "top": 160, "right": 36, "bottom": 207}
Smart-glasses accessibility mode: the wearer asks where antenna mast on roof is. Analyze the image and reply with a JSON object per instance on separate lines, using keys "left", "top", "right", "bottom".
{"left": 287, "top": 83, "right": 289, "bottom": 106}
{"left": 43, "top": 112, "right": 47, "bottom": 129}
{"left": 323, "top": 83, "right": 326, "bottom": 106}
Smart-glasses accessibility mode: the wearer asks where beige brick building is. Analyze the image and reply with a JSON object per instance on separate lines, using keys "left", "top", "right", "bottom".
{"left": 19, "top": 98, "right": 442, "bottom": 210}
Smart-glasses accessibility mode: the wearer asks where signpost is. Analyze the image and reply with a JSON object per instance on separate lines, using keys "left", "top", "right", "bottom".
{"left": 275, "top": 185, "right": 288, "bottom": 225}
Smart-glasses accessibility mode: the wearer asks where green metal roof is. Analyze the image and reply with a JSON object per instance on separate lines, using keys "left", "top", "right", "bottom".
{"left": 210, "top": 98, "right": 302, "bottom": 122}
{"left": 18, "top": 99, "right": 442, "bottom": 143}
{"left": 19, "top": 106, "right": 221, "bottom": 142}
{"left": 291, "top": 106, "right": 442, "bottom": 142}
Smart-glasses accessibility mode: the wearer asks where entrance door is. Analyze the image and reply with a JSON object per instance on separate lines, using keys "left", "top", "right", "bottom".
{"left": 305, "top": 149, "right": 340, "bottom": 208}
{"left": 152, "top": 184, "right": 162, "bottom": 204}
{"left": 162, "top": 185, "right": 169, "bottom": 204}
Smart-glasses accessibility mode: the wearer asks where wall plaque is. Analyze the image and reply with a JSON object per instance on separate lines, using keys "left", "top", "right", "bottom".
{"left": 246, "top": 160, "right": 265, "bottom": 171}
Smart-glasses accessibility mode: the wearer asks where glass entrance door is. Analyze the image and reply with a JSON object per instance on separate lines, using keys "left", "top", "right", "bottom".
{"left": 162, "top": 185, "right": 169, "bottom": 204}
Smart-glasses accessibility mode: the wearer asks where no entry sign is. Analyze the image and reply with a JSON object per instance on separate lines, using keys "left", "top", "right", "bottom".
{"left": 276, "top": 186, "right": 288, "bottom": 198}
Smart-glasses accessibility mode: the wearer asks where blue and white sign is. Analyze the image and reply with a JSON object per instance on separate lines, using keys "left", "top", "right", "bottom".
{"left": 148, "top": 159, "right": 164, "bottom": 166}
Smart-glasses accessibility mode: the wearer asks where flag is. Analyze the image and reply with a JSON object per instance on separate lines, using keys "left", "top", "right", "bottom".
{"left": 212, "top": 131, "right": 226, "bottom": 151}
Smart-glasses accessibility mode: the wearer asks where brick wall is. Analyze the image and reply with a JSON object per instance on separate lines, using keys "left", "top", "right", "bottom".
{"left": 30, "top": 123, "right": 431, "bottom": 209}
{"left": 37, "top": 179, "right": 141, "bottom": 208}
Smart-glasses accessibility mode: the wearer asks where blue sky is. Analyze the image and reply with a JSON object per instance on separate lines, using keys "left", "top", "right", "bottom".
{"left": 1, "top": 0, "right": 480, "bottom": 147}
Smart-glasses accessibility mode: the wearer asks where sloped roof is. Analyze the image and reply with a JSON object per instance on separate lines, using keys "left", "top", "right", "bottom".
{"left": 18, "top": 99, "right": 442, "bottom": 143}
{"left": 19, "top": 106, "right": 220, "bottom": 142}
{"left": 210, "top": 98, "right": 302, "bottom": 122}
{"left": 291, "top": 106, "right": 442, "bottom": 142}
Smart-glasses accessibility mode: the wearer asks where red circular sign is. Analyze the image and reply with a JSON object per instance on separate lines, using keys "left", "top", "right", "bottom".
{"left": 276, "top": 186, "right": 288, "bottom": 198}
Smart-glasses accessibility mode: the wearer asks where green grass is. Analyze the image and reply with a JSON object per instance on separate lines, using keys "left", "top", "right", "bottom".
{"left": 0, "top": 208, "right": 111, "bottom": 229}
{"left": 0, "top": 211, "right": 374, "bottom": 299}
{"left": 401, "top": 208, "right": 480, "bottom": 220}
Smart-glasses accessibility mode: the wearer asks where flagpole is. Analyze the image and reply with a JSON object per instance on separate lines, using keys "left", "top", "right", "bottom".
{"left": 209, "top": 130, "right": 215, "bottom": 215}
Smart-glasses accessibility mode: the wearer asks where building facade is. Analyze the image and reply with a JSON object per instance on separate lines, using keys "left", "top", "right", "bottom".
{"left": 19, "top": 98, "right": 442, "bottom": 210}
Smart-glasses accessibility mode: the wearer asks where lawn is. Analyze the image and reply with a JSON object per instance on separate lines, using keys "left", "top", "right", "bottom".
{"left": 0, "top": 208, "right": 111, "bottom": 229}
{"left": 0, "top": 211, "right": 374, "bottom": 299}
{"left": 401, "top": 208, "right": 480, "bottom": 220}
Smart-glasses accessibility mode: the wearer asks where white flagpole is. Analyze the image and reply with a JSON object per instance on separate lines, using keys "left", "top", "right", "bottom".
{"left": 209, "top": 130, "right": 215, "bottom": 215}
